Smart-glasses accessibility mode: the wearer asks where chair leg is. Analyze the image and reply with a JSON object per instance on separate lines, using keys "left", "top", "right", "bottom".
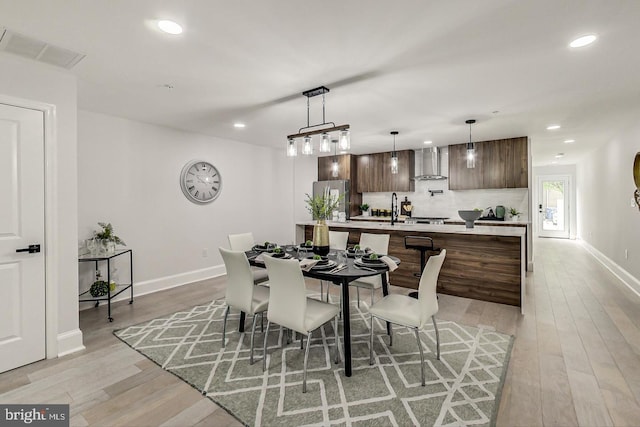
{"left": 300, "top": 334, "right": 304, "bottom": 350}
{"left": 303, "top": 331, "right": 312, "bottom": 393}
{"left": 334, "top": 315, "right": 341, "bottom": 364}
{"left": 370, "top": 288, "right": 374, "bottom": 307}
{"left": 262, "top": 320, "right": 271, "bottom": 371}
{"left": 279, "top": 325, "right": 284, "bottom": 348}
{"left": 432, "top": 315, "right": 441, "bottom": 360}
{"left": 414, "top": 328, "right": 426, "bottom": 386}
{"left": 357, "top": 287, "right": 360, "bottom": 308}
{"left": 320, "top": 281, "right": 324, "bottom": 300}
{"left": 222, "top": 305, "right": 230, "bottom": 348}
{"left": 249, "top": 313, "right": 258, "bottom": 365}
{"left": 261, "top": 312, "right": 264, "bottom": 333}
{"left": 389, "top": 323, "right": 393, "bottom": 347}
{"left": 369, "top": 315, "right": 375, "bottom": 365}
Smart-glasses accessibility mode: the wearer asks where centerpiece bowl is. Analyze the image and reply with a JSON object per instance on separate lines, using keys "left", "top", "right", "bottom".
{"left": 458, "top": 210, "right": 482, "bottom": 228}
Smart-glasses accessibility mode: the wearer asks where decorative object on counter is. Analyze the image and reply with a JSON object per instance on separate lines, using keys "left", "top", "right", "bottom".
{"left": 286, "top": 86, "right": 350, "bottom": 157}
{"left": 508, "top": 207, "right": 522, "bottom": 221}
{"left": 359, "top": 203, "right": 370, "bottom": 216}
{"left": 390, "top": 131, "right": 399, "bottom": 174}
{"left": 92, "top": 222, "right": 125, "bottom": 255}
{"left": 495, "top": 205, "right": 506, "bottom": 219}
{"left": 458, "top": 209, "right": 482, "bottom": 228}
{"left": 305, "top": 189, "right": 343, "bottom": 256}
{"left": 465, "top": 119, "right": 477, "bottom": 169}
{"left": 400, "top": 196, "right": 412, "bottom": 216}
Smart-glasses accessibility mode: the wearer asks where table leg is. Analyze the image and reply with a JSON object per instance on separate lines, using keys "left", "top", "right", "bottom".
{"left": 381, "top": 273, "right": 391, "bottom": 335}
{"left": 129, "top": 250, "right": 134, "bottom": 304}
{"left": 340, "top": 278, "right": 352, "bottom": 377}
{"left": 238, "top": 312, "right": 246, "bottom": 332}
{"left": 107, "top": 259, "right": 113, "bottom": 322}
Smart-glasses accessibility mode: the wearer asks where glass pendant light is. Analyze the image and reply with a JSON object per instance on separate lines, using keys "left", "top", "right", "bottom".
{"left": 302, "top": 136, "right": 314, "bottom": 155}
{"left": 319, "top": 133, "right": 331, "bottom": 153}
{"left": 466, "top": 119, "right": 476, "bottom": 169}
{"left": 390, "top": 131, "right": 399, "bottom": 175}
{"left": 338, "top": 129, "right": 350, "bottom": 151}
{"left": 286, "top": 138, "right": 297, "bottom": 157}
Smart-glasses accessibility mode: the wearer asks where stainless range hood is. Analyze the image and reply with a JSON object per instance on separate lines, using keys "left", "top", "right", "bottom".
{"left": 413, "top": 147, "right": 447, "bottom": 180}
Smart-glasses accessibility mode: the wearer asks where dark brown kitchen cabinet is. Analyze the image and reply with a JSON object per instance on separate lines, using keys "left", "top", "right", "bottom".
{"left": 318, "top": 154, "right": 356, "bottom": 182}
{"left": 448, "top": 136, "right": 528, "bottom": 190}
{"left": 356, "top": 150, "right": 414, "bottom": 193}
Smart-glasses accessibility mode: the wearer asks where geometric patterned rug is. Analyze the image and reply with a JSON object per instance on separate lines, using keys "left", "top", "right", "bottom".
{"left": 114, "top": 298, "right": 513, "bottom": 427}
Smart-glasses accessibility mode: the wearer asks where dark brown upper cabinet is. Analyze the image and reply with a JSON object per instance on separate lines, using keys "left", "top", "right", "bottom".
{"left": 355, "top": 150, "right": 415, "bottom": 193}
{"left": 448, "top": 137, "right": 528, "bottom": 190}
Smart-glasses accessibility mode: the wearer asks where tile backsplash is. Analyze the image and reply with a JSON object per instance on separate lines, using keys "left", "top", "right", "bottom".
{"left": 362, "top": 180, "right": 529, "bottom": 220}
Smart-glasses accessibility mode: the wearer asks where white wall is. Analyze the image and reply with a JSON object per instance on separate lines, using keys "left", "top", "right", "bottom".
{"left": 533, "top": 164, "right": 578, "bottom": 239}
{"left": 577, "top": 125, "right": 640, "bottom": 289}
{"left": 0, "top": 54, "right": 81, "bottom": 356}
{"left": 77, "top": 111, "right": 295, "bottom": 299}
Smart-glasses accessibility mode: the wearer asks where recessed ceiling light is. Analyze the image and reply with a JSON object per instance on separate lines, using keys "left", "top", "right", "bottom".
{"left": 570, "top": 34, "right": 597, "bottom": 48}
{"left": 157, "top": 20, "right": 183, "bottom": 35}
{"left": 564, "top": 139, "right": 575, "bottom": 143}
{"left": 547, "top": 124, "right": 561, "bottom": 130}
{"left": 423, "top": 140, "right": 433, "bottom": 145}
{"left": 555, "top": 153, "right": 565, "bottom": 158}
{"left": 233, "top": 123, "right": 246, "bottom": 128}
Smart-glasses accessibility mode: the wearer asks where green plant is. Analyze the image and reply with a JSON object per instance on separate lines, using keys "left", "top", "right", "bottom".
{"left": 359, "top": 203, "right": 370, "bottom": 212}
{"left": 509, "top": 207, "right": 522, "bottom": 216}
{"left": 369, "top": 253, "right": 379, "bottom": 260}
{"left": 273, "top": 247, "right": 282, "bottom": 254}
{"left": 94, "top": 222, "right": 125, "bottom": 245}
{"left": 305, "top": 239, "right": 313, "bottom": 246}
{"left": 313, "top": 254, "right": 322, "bottom": 260}
{"left": 305, "top": 192, "right": 343, "bottom": 220}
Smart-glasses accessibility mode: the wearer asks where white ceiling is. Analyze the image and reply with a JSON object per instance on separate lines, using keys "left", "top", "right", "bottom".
{"left": 2, "top": 0, "right": 639, "bottom": 166}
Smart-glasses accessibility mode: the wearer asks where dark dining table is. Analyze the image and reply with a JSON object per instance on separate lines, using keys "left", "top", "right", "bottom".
{"left": 245, "top": 247, "right": 400, "bottom": 377}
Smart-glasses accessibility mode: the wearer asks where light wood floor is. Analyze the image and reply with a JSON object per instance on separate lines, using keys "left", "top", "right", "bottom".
{"left": 2, "top": 238, "right": 640, "bottom": 426}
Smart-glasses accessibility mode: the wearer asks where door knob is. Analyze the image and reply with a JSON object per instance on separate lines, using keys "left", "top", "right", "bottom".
{"left": 16, "top": 244, "right": 41, "bottom": 254}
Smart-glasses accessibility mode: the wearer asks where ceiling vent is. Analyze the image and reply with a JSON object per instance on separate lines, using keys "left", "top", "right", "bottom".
{"left": 0, "top": 28, "right": 85, "bottom": 69}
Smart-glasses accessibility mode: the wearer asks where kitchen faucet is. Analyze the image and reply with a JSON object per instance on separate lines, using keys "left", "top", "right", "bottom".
{"left": 391, "top": 192, "right": 398, "bottom": 226}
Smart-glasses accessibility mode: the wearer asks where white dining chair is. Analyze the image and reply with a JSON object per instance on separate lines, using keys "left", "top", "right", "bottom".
{"left": 320, "top": 230, "right": 349, "bottom": 301}
{"left": 219, "top": 247, "right": 270, "bottom": 364}
{"left": 368, "top": 249, "right": 446, "bottom": 386}
{"left": 228, "top": 232, "right": 269, "bottom": 285}
{"left": 262, "top": 256, "right": 341, "bottom": 393}
{"left": 350, "top": 233, "right": 390, "bottom": 307}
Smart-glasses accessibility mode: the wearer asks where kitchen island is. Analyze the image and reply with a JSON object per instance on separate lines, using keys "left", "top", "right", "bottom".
{"left": 296, "top": 221, "right": 526, "bottom": 312}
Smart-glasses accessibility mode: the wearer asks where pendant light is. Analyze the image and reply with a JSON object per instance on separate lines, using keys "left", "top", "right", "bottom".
{"left": 286, "top": 138, "right": 297, "bottom": 157}
{"left": 466, "top": 119, "right": 476, "bottom": 169}
{"left": 390, "top": 131, "right": 399, "bottom": 174}
{"left": 319, "top": 133, "right": 331, "bottom": 153}
{"left": 302, "top": 135, "right": 314, "bottom": 155}
{"left": 286, "top": 86, "right": 350, "bottom": 156}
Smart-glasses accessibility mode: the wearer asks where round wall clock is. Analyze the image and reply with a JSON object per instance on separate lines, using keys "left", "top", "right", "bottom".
{"left": 180, "top": 160, "right": 222, "bottom": 204}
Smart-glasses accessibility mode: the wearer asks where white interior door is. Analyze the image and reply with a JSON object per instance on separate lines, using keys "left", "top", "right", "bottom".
{"left": 0, "top": 103, "right": 46, "bottom": 373}
{"left": 537, "top": 175, "right": 570, "bottom": 239}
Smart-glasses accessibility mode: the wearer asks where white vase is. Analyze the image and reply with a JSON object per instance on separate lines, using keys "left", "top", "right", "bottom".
{"left": 511, "top": 215, "right": 520, "bottom": 222}
{"left": 362, "top": 210, "right": 369, "bottom": 217}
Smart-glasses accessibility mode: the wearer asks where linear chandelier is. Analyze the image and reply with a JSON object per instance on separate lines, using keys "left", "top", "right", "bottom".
{"left": 286, "top": 86, "right": 350, "bottom": 157}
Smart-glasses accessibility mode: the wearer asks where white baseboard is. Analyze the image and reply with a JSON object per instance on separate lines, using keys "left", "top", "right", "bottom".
{"left": 580, "top": 240, "right": 640, "bottom": 298}
{"left": 80, "top": 264, "right": 226, "bottom": 310}
{"left": 56, "top": 329, "right": 85, "bottom": 357}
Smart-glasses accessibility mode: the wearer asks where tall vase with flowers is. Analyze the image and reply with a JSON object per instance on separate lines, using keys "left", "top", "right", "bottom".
{"left": 305, "top": 188, "right": 343, "bottom": 256}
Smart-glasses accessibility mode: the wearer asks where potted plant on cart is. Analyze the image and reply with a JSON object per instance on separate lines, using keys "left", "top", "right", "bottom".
{"left": 93, "top": 222, "right": 126, "bottom": 255}
{"left": 305, "top": 190, "right": 343, "bottom": 256}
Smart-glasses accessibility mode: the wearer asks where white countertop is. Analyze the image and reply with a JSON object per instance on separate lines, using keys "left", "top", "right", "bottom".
{"left": 298, "top": 220, "right": 526, "bottom": 237}
{"left": 349, "top": 215, "right": 530, "bottom": 226}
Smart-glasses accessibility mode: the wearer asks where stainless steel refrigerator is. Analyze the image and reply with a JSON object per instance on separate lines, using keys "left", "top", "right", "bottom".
{"left": 312, "top": 180, "right": 350, "bottom": 220}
